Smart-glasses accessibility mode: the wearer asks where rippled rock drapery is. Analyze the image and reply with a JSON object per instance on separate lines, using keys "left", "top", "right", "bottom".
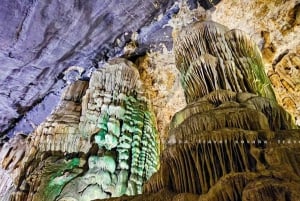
{"left": 174, "top": 21, "right": 277, "bottom": 103}
{"left": 101, "top": 21, "right": 300, "bottom": 201}
{"left": 0, "top": 59, "right": 160, "bottom": 201}
{"left": 211, "top": 0, "right": 300, "bottom": 126}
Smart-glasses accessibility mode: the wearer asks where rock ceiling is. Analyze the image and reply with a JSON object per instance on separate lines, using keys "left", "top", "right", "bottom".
{"left": 0, "top": 0, "right": 179, "bottom": 137}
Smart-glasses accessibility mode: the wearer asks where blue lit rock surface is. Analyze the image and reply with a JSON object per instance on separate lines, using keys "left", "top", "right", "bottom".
{"left": 0, "top": 0, "right": 179, "bottom": 137}
{"left": 0, "top": 59, "right": 160, "bottom": 200}
{"left": 0, "top": 0, "right": 221, "bottom": 139}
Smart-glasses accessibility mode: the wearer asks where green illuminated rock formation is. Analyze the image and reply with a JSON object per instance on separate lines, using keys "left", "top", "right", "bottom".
{"left": 0, "top": 59, "right": 160, "bottom": 201}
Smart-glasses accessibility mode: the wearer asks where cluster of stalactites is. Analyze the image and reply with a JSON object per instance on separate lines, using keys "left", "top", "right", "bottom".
{"left": 143, "top": 89, "right": 297, "bottom": 197}
{"left": 94, "top": 96, "right": 160, "bottom": 196}
{"left": 144, "top": 131, "right": 265, "bottom": 195}
{"left": 90, "top": 59, "right": 159, "bottom": 196}
{"left": 122, "top": 21, "right": 300, "bottom": 201}
{"left": 79, "top": 58, "right": 142, "bottom": 136}
{"left": 143, "top": 21, "right": 297, "bottom": 199}
{"left": 174, "top": 21, "right": 276, "bottom": 103}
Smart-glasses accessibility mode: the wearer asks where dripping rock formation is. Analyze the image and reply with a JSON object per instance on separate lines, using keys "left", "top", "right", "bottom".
{"left": 98, "top": 21, "right": 300, "bottom": 201}
{"left": 0, "top": 59, "right": 160, "bottom": 201}
{"left": 212, "top": 0, "right": 300, "bottom": 125}
{"left": 0, "top": 1, "right": 300, "bottom": 201}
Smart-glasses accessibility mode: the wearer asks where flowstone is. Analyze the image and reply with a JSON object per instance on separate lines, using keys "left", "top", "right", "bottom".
{"left": 98, "top": 21, "right": 300, "bottom": 201}
{"left": 0, "top": 59, "right": 160, "bottom": 201}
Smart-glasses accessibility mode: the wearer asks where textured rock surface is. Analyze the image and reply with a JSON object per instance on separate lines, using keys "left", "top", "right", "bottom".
{"left": 1, "top": 0, "right": 300, "bottom": 200}
{"left": 212, "top": 0, "right": 300, "bottom": 125}
{"left": 135, "top": 50, "right": 186, "bottom": 142}
{"left": 0, "top": 0, "right": 179, "bottom": 136}
{"left": 0, "top": 59, "right": 160, "bottom": 200}
{"left": 174, "top": 21, "right": 276, "bottom": 102}
{"left": 2, "top": 0, "right": 299, "bottom": 141}
{"left": 96, "top": 20, "right": 300, "bottom": 201}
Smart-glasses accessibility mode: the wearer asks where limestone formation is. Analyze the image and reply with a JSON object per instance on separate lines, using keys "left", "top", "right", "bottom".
{"left": 269, "top": 47, "right": 300, "bottom": 125}
{"left": 96, "top": 20, "right": 300, "bottom": 201}
{"left": 0, "top": 59, "right": 160, "bottom": 201}
{"left": 174, "top": 21, "right": 276, "bottom": 103}
{"left": 1, "top": 7, "right": 300, "bottom": 201}
{"left": 212, "top": 0, "right": 300, "bottom": 125}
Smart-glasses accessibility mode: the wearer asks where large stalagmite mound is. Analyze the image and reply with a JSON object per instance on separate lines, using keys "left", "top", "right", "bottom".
{"left": 99, "top": 20, "right": 300, "bottom": 201}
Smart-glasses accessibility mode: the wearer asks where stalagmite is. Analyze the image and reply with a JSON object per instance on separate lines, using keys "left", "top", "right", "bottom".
{"left": 99, "top": 20, "right": 300, "bottom": 201}
{"left": 0, "top": 59, "right": 160, "bottom": 201}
